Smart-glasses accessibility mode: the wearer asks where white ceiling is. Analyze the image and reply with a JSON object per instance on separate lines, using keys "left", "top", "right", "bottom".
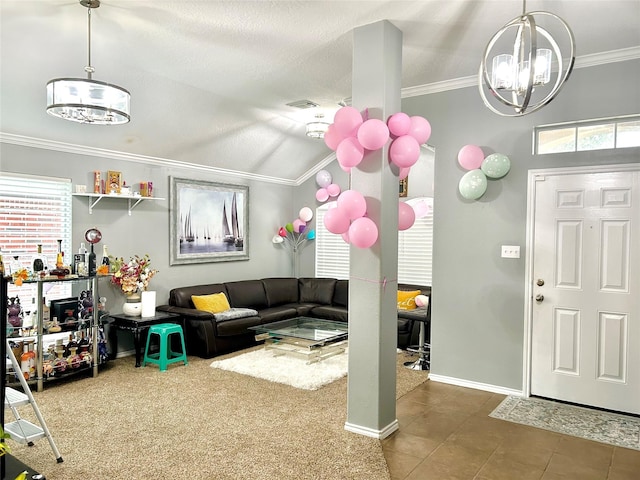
{"left": 1, "top": 1, "right": 639, "bottom": 183}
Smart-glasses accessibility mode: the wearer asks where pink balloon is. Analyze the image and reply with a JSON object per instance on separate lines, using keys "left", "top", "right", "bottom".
{"left": 336, "top": 137, "right": 364, "bottom": 169}
{"left": 387, "top": 112, "right": 411, "bottom": 137}
{"left": 323, "top": 207, "right": 350, "bottom": 234}
{"left": 349, "top": 217, "right": 378, "bottom": 249}
{"left": 323, "top": 124, "right": 344, "bottom": 151}
{"left": 337, "top": 190, "right": 367, "bottom": 220}
{"left": 458, "top": 145, "right": 484, "bottom": 170}
{"left": 398, "top": 167, "right": 410, "bottom": 180}
{"left": 398, "top": 202, "right": 416, "bottom": 231}
{"left": 293, "top": 219, "right": 306, "bottom": 233}
{"left": 408, "top": 116, "right": 431, "bottom": 144}
{"left": 412, "top": 199, "right": 430, "bottom": 218}
{"left": 326, "top": 183, "right": 341, "bottom": 197}
{"left": 341, "top": 231, "right": 350, "bottom": 244}
{"left": 333, "top": 106, "right": 363, "bottom": 138}
{"left": 339, "top": 164, "right": 352, "bottom": 173}
{"left": 316, "top": 188, "right": 329, "bottom": 202}
{"left": 357, "top": 119, "right": 389, "bottom": 150}
{"left": 389, "top": 135, "right": 420, "bottom": 168}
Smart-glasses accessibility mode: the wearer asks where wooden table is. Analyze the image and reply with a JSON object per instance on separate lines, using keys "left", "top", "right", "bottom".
{"left": 109, "top": 311, "right": 182, "bottom": 367}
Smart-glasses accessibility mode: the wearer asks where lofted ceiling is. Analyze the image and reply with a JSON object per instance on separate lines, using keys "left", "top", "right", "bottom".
{"left": 1, "top": 1, "right": 639, "bottom": 184}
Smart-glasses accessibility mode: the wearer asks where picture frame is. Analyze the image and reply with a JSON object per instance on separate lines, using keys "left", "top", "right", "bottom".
{"left": 107, "top": 171, "right": 122, "bottom": 194}
{"left": 399, "top": 177, "right": 408, "bottom": 197}
{"left": 169, "top": 177, "right": 249, "bottom": 264}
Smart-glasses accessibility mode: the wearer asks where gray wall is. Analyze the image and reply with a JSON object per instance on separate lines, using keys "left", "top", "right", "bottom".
{"left": 401, "top": 60, "right": 640, "bottom": 390}
{"left": 0, "top": 142, "right": 294, "bottom": 354}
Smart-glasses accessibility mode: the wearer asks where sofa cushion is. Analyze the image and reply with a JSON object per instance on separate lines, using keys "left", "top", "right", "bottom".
{"left": 299, "top": 278, "right": 337, "bottom": 305}
{"left": 397, "top": 306, "right": 429, "bottom": 321}
{"left": 262, "top": 277, "right": 299, "bottom": 306}
{"left": 192, "top": 292, "right": 231, "bottom": 313}
{"left": 309, "top": 305, "right": 348, "bottom": 322}
{"left": 225, "top": 280, "right": 268, "bottom": 309}
{"left": 397, "top": 290, "right": 421, "bottom": 310}
{"left": 258, "top": 306, "right": 299, "bottom": 324}
{"left": 213, "top": 308, "right": 259, "bottom": 322}
{"left": 215, "top": 315, "right": 262, "bottom": 336}
{"left": 332, "top": 279, "right": 349, "bottom": 307}
{"left": 169, "top": 283, "right": 227, "bottom": 309}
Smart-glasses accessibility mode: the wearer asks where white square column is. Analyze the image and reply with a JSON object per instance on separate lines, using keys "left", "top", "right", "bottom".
{"left": 344, "top": 20, "right": 402, "bottom": 439}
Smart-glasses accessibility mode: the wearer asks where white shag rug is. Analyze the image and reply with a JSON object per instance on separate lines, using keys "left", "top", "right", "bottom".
{"left": 210, "top": 347, "right": 348, "bottom": 390}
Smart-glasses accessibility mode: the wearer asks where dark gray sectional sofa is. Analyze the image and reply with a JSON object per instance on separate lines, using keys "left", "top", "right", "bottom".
{"left": 157, "top": 277, "right": 430, "bottom": 358}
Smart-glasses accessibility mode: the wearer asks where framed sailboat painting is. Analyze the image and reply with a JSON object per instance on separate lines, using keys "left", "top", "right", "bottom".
{"left": 169, "top": 177, "right": 249, "bottom": 264}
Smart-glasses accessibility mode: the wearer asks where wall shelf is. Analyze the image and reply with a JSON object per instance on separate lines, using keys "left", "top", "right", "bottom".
{"left": 72, "top": 193, "right": 165, "bottom": 215}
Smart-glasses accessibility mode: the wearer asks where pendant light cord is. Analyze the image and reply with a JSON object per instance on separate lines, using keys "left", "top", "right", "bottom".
{"left": 85, "top": 4, "right": 95, "bottom": 78}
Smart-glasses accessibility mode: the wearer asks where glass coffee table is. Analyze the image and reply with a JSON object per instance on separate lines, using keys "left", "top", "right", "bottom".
{"left": 249, "top": 317, "right": 348, "bottom": 364}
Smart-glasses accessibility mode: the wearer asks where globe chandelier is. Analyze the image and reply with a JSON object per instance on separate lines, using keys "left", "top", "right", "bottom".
{"left": 478, "top": 0, "right": 575, "bottom": 116}
{"left": 46, "top": 0, "right": 130, "bottom": 125}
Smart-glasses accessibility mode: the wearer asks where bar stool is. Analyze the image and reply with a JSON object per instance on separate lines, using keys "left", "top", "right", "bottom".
{"left": 142, "top": 323, "right": 188, "bottom": 372}
{"left": 403, "top": 297, "right": 431, "bottom": 371}
{"left": 404, "top": 317, "right": 430, "bottom": 370}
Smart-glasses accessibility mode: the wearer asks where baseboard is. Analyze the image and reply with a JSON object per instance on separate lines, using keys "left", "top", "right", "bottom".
{"left": 428, "top": 373, "right": 523, "bottom": 397}
{"left": 344, "top": 419, "right": 399, "bottom": 439}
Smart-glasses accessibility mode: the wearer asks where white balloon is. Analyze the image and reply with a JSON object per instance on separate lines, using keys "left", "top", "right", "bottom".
{"left": 315, "top": 170, "right": 332, "bottom": 188}
{"left": 299, "top": 207, "right": 313, "bottom": 222}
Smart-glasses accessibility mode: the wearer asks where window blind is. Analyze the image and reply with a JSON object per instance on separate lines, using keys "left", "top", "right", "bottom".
{"left": 315, "top": 203, "right": 350, "bottom": 279}
{"left": 0, "top": 172, "right": 72, "bottom": 300}
{"left": 315, "top": 198, "right": 433, "bottom": 285}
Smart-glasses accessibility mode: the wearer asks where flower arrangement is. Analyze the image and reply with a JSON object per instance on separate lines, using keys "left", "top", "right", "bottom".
{"left": 110, "top": 254, "right": 158, "bottom": 295}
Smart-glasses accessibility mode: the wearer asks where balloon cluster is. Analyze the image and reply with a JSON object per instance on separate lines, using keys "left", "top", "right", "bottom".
{"left": 315, "top": 170, "right": 341, "bottom": 203}
{"left": 457, "top": 145, "right": 511, "bottom": 200}
{"left": 323, "top": 107, "right": 431, "bottom": 174}
{"left": 272, "top": 207, "right": 316, "bottom": 252}
{"left": 315, "top": 107, "right": 432, "bottom": 249}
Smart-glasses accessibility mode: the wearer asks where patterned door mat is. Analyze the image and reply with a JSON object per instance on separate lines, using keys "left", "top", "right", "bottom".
{"left": 490, "top": 396, "right": 640, "bottom": 450}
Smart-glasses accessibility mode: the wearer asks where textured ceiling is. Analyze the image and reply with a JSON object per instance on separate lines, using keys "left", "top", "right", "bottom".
{"left": 1, "top": 1, "right": 639, "bottom": 183}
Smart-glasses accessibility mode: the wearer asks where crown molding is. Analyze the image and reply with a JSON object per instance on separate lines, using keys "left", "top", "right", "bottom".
{"left": 402, "top": 46, "right": 640, "bottom": 98}
{"left": 0, "top": 133, "right": 296, "bottom": 186}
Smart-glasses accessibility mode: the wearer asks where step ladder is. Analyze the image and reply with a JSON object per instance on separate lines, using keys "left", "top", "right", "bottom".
{"left": 4, "top": 340, "right": 63, "bottom": 463}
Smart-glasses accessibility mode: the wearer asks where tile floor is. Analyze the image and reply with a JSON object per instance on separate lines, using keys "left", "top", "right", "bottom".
{"left": 382, "top": 379, "right": 640, "bottom": 480}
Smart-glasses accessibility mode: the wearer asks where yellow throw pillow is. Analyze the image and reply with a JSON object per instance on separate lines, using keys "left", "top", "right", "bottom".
{"left": 397, "top": 290, "right": 421, "bottom": 310}
{"left": 191, "top": 292, "right": 231, "bottom": 314}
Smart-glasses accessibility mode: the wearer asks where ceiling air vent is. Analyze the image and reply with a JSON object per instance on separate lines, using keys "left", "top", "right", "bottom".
{"left": 286, "top": 99, "right": 320, "bottom": 109}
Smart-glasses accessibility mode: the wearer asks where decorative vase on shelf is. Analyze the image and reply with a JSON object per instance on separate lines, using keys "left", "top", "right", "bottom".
{"left": 122, "top": 294, "right": 142, "bottom": 317}
{"left": 141, "top": 290, "right": 156, "bottom": 318}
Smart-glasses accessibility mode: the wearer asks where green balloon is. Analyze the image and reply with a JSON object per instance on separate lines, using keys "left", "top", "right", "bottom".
{"left": 481, "top": 153, "right": 511, "bottom": 179}
{"left": 458, "top": 169, "right": 487, "bottom": 200}
{"left": 285, "top": 222, "right": 294, "bottom": 233}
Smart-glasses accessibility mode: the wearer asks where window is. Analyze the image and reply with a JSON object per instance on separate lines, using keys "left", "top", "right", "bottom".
{"left": 315, "top": 198, "right": 433, "bottom": 285}
{"left": 0, "top": 172, "right": 72, "bottom": 302}
{"left": 535, "top": 115, "right": 640, "bottom": 154}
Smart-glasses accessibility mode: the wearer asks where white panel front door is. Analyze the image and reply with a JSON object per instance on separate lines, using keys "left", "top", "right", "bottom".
{"left": 530, "top": 169, "right": 640, "bottom": 414}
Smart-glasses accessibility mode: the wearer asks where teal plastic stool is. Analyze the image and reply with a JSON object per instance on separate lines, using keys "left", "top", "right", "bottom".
{"left": 142, "top": 323, "right": 188, "bottom": 372}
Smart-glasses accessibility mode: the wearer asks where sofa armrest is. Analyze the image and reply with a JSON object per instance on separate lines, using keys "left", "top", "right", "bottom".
{"left": 156, "top": 304, "right": 215, "bottom": 320}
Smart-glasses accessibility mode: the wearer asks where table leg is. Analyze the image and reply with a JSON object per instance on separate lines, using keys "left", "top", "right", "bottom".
{"left": 133, "top": 328, "right": 143, "bottom": 367}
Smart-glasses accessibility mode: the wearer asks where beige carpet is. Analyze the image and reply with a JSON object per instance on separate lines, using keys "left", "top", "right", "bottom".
{"left": 7, "top": 347, "right": 428, "bottom": 480}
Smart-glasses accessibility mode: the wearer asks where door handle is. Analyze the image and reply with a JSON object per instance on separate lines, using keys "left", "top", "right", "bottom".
{"left": 535, "top": 294, "right": 544, "bottom": 302}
